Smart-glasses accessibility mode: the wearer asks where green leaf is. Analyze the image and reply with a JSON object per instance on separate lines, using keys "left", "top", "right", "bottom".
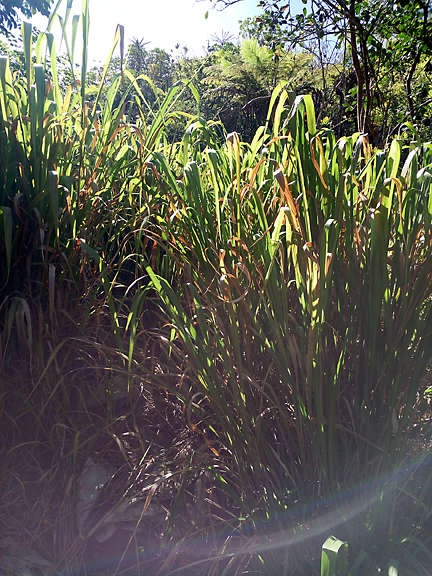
{"left": 321, "top": 536, "right": 348, "bottom": 576}
{"left": 0, "top": 206, "right": 12, "bottom": 286}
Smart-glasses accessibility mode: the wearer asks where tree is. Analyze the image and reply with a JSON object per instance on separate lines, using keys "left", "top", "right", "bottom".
{"left": 205, "top": 39, "right": 321, "bottom": 139}
{"left": 205, "top": 0, "right": 432, "bottom": 143}
{"left": 239, "top": 12, "right": 343, "bottom": 130}
{"left": 264, "top": 0, "right": 432, "bottom": 136}
{"left": 0, "top": 0, "right": 52, "bottom": 35}
{"left": 127, "top": 37, "right": 149, "bottom": 75}
{"left": 86, "top": 39, "right": 183, "bottom": 131}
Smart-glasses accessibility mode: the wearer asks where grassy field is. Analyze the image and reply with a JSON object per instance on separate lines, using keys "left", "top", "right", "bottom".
{"left": 1, "top": 3, "right": 432, "bottom": 575}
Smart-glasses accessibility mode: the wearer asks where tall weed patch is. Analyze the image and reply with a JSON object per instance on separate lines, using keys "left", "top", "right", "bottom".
{"left": 147, "top": 87, "right": 432, "bottom": 573}
{"left": 0, "top": 4, "right": 202, "bottom": 573}
{"left": 0, "top": 8, "right": 431, "bottom": 572}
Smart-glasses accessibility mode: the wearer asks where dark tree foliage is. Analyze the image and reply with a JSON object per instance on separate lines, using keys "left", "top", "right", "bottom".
{"left": 206, "top": 0, "right": 432, "bottom": 143}
{"left": 258, "top": 0, "right": 432, "bottom": 136}
{"left": 0, "top": 0, "right": 52, "bottom": 35}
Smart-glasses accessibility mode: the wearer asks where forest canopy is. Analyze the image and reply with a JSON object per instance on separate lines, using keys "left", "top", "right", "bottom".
{"left": 2, "top": 0, "right": 432, "bottom": 144}
{"left": 204, "top": 0, "right": 432, "bottom": 144}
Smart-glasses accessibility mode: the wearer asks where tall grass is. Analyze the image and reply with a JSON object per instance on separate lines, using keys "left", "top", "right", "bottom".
{"left": 0, "top": 2, "right": 203, "bottom": 573}
{"left": 0, "top": 0, "right": 200, "bottom": 349}
{"left": 146, "top": 87, "right": 432, "bottom": 572}
{"left": 0, "top": 4, "right": 431, "bottom": 575}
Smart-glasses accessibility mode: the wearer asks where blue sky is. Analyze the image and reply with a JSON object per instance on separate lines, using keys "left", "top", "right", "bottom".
{"left": 28, "top": 0, "right": 305, "bottom": 65}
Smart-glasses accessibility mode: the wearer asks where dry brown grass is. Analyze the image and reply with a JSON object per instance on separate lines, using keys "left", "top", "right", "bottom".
{"left": 0, "top": 293, "right": 253, "bottom": 576}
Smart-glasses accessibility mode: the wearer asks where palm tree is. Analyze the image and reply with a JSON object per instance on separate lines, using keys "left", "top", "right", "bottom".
{"left": 127, "top": 37, "right": 150, "bottom": 74}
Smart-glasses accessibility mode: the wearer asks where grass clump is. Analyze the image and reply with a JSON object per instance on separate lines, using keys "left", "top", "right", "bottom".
{"left": 145, "top": 89, "right": 432, "bottom": 574}
{"left": 0, "top": 3, "right": 432, "bottom": 575}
